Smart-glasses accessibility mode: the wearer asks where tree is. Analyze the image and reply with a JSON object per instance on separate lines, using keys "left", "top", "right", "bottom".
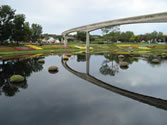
{"left": 12, "top": 14, "right": 25, "bottom": 44}
{"left": 101, "top": 25, "right": 120, "bottom": 35}
{"left": 129, "top": 35, "right": 136, "bottom": 42}
{"left": 23, "top": 22, "right": 32, "bottom": 42}
{"left": 0, "top": 5, "right": 15, "bottom": 44}
{"left": 76, "top": 31, "right": 86, "bottom": 42}
{"left": 31, "top": 24, "right": 43, "bottom": 42}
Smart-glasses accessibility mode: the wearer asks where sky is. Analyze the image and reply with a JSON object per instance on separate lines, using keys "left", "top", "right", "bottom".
{"left": 1, "top": 0, "right": 167, "bottom": 35}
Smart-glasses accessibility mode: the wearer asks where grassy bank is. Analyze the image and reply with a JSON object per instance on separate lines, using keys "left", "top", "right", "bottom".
{"left": 1, "top": 43, "right": 167, "bottom": 57}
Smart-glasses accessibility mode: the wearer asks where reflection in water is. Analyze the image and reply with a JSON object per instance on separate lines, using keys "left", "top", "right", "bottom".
{"left": 62, "top": 53, "right": 167, "bottom": 111}
{"left": 100, "top": 60, "right": 119, "bottom": 76}
{"left": 77, "top": 55, "right": 86, "bottom": 62}
{"left": 0, "top": 56, "right": 43, "bottom": 96}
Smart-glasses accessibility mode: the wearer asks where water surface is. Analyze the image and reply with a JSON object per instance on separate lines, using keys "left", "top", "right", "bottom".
{"left": 0, "top": 53, "right": 167, "bottom": 125}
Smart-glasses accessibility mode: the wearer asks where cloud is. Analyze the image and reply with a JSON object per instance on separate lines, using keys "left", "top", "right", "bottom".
{"left": 1, "top": 0, "right": 167, "bottom": 34}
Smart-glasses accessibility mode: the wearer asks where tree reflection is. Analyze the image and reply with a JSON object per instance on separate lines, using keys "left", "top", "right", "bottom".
{"left": 146, "top": 55, "right": 161, "bottom": 66}
{"left": 77, "top": 54, "right": 86, "bottom": 62}
{"left": 100, "top": 60, "right": 119, "bottom": 76}
{"left": 0, "top": 57, "right": 43, "bottom": 97}
{"left": 100, "top": 53, "right": 139, "bottom": 76}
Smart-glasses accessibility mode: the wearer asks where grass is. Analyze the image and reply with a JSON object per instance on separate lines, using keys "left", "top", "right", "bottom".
{"left": 1, "top": 43, "right": 167, "bottom": 57}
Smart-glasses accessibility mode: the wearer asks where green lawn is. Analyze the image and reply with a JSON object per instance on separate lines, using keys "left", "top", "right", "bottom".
{"left": 0, "top": 43, "right": 167, "bottom": 57}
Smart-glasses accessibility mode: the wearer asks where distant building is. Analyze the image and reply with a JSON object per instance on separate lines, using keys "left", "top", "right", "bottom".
{"left": 42, "top": 37, "right": 60, "bottom": 44}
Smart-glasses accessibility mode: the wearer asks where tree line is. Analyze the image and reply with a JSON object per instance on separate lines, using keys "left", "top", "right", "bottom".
{"left": 100, "top": 30, "right": 166, "bottom": 43}
{"left": 75, "top": 26, "right": 167, "bottom": 43}
{"left": 0, "top": 5, "right": 43, "bottom": 44}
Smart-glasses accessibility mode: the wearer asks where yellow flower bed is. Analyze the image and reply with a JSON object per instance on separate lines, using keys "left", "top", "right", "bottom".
{"left": 75, "top": 45, "right": 93, "bottom": 49}
{"left": 25, "top": 45, "right": 42, "bottom": 50}
{"left": 117, "top": 44, "right": 151, "bottom": 50}
{"left": 117, "top": 44, "right": 138, "bottom": 48}
{"left": 138, "top": 47, "right": 151, "bottom": 49}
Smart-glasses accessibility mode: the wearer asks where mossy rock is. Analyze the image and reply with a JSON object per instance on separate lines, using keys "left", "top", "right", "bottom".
{"left": 48, "top": 66, "right": 58, "bottom": 74}
{"left": 38, "top": 59, "right": 45, "bottom": 63}
{"left": 118, "top": 55, "right": 125, "bottom": 58}
{"left": 120, "top": 61, "right": 129, "bottom": 67}
{"left": 152, "top": 59, "right": 160, "bottom": 64}
{"left": 10, "top": 75, "right": 25, "bottom": 83}
{"left": 63, "top": 56, "right": 69, "bottom": 61}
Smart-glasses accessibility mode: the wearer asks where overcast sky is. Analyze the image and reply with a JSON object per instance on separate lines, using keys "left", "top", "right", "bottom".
{"left": 1, "top": 0, "right": 167, "bottom": 35}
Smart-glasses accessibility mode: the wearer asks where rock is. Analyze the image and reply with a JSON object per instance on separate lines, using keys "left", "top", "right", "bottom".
{"left": 48, "top": 66, "right": 58, "bottom": 74}
{"left": 120, "top": 61, "right": 128, "bottom": 67}
{"left": 152, "top": 59, "right": 160, "bottom": 64}
{"left": 38, "top": 59, "right": 45, "bottom": 63}
{"left": 63, "top": 56, "right": 69, "bottom": 61}
{"left": 10, "top": 75, "right": 24, "bottom": 83}
{"left": 48, "top": 66, "right": 58, "bottom": 71}
{"left": 118, "top": 55, "right": 125, "bottom": 58}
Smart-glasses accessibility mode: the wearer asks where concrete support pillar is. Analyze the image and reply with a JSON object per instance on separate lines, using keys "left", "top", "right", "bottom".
{"left": 86, "top": 52, "right": 90, "bottom": 75}
{"left": 62, "top": 35, "right": 67, "bottom": 47}
{"left": 86, "top": 31, "right": 90, "bottom": 53}
{"left": 61, "top": 37, "right": 63, "bottom": 43}
{"left": 64, "top": 37, "right": 67, "bottom": 47}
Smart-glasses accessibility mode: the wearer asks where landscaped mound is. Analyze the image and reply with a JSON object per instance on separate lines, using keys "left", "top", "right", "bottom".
{"left": 63, "top": 56, "right": 69, "bottom": 61}
{"left": 151, "top": 59, "right": 160, "bottom": 64}
{"left": 48, "top": 66, "right": 58, "bottom": 74}
{"left": 120, "top": 61, "right": 129, "bottom": 69}
{"left": 10, "top": 75, "right": 24, "bottom": 83}
{"left": 38, "top": 59, "right": 45, "bottom": 63}
{"left": 118, "top": 55, "right": 125, "bottom": 58}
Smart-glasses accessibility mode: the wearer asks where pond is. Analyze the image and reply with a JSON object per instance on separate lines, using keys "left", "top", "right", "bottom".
{"left": 0, "top": 53, "right": 167, "bottom": 125}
